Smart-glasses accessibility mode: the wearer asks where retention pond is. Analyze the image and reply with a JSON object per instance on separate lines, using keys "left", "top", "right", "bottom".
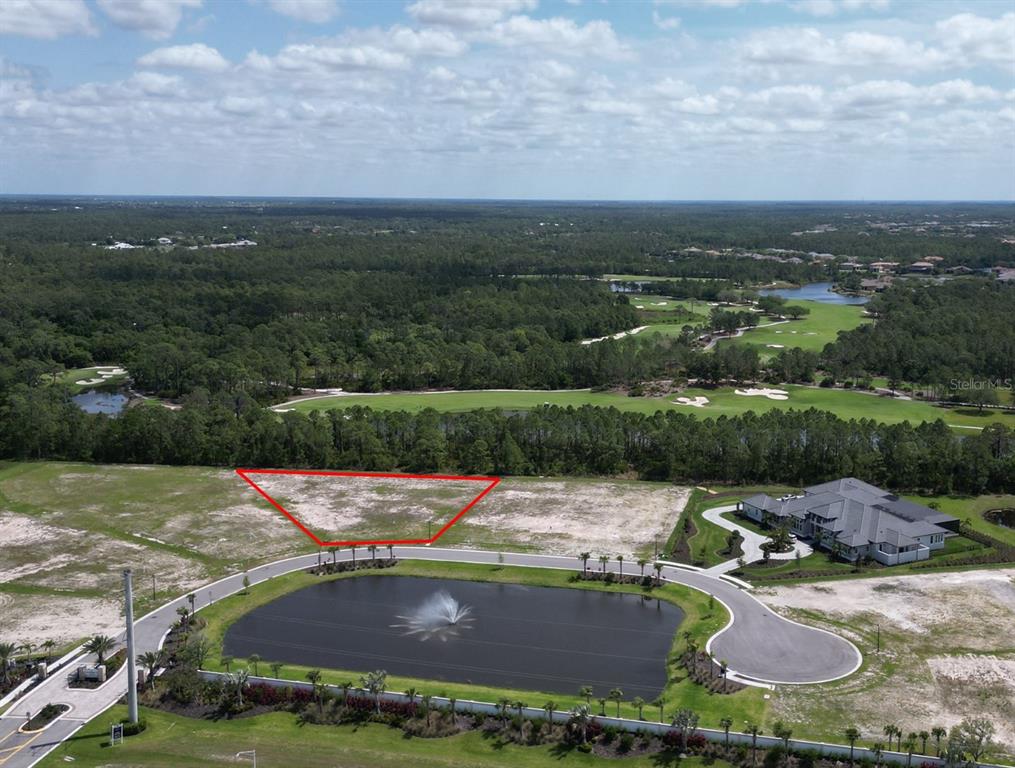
{"left": 224, "top": 575, "right": 684, "bottom": 699}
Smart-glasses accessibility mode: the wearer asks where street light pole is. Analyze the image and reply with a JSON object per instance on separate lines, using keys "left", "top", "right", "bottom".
{"left": 123, "top": 569, "right": 139, "bottom": 724}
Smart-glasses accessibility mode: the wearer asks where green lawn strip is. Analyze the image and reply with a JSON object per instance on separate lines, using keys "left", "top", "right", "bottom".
{"left": 47, "top": 365, "right": 129, "bottom": 394}
{"left": 679, "top": 487, "right": 792, "bottom": 568}
{"left": 197, "top": 560, "right": 765, "bottom": 729}
{"left": 37, "top": 705, "right": 738, "bottom": 768}
{"left": 284, "top": 386, "right": 1008, "bottom": 430}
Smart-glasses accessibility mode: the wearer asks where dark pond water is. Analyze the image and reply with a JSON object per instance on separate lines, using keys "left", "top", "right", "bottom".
{"left": 224, "top": 575, "right": 683, "bottom": 699}
{"left": 72, "top": 389, "right": 128, "bottom": 415}
{"left": 984, "top": 508, "right": 1015, "bottom": 530}
{"left": 759, "top": 281, "right": 868, "bottom": 305}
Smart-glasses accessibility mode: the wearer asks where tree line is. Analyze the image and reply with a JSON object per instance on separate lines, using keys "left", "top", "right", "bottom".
{"left": 3, "top": 387, "right": 1011, "bottom": 495}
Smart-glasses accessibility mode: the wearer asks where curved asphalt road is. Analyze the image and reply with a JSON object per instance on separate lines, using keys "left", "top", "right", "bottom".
{"left": 0, "top": 546, "right": 860, "bottom": 767}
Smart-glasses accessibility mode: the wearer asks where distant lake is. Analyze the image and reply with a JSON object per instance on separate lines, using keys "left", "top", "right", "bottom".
{"left": 759, "top": 282, "right": 868, "bottom": 305}
{"left": 73, "top": 389, "right": 128, "bottom": 415}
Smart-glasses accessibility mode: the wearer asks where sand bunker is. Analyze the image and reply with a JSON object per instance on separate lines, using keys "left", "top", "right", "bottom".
{"left": 580, "top": 326, "right": 648, "bottom": 345}
{"left": 735, "top": 388, "right": 789, "bottom": 400}
{"left": 75, "top": 377, "right": 105, "bottom": 385}
{"left": 766, "top": 344, "right": 785, "bottom": 349}
{"left": 672, "top": 396, "right": 709, "bottom": 408}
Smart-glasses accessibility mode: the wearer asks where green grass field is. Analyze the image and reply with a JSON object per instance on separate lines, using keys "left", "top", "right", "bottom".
{"left": 50, "top": 364, "right": 129, "bottom": 394}
{"left": 908, "top": 493, "right": 1015, "bottom": 547}
{"left": 281, "top": 386, "right": 1009, "bottom": 430}
{"left": 37, "top": 706, "right": 735, "bottom": 768}
{"left": 198, "top": 560, "right": 767, "bottom": 730}
{"left": 718, "top": 300, "right": 869, "bottom": 357}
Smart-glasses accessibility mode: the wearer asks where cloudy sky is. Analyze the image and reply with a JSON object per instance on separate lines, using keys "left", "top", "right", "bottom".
{"left": 1, "top": 0, "right": 1013, "bottom": 199}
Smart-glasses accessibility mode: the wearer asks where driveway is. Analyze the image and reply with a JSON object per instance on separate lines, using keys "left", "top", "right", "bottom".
{"left": 702, "top": 504, "right": 812, "bottom": 575}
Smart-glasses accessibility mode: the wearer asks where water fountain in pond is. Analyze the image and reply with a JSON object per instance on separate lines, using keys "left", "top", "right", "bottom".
{"left": 392, "top": 590, "right": 474, "bottom": 642}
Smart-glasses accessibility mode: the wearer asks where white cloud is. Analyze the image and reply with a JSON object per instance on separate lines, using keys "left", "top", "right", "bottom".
{"left": 130, "top": 71, "right": 184, "bottom": 97}
{"left": 789, "top": 0, "right": 889, "bottom": 17}
{"left": 218, "top": 95, "right": 267, "bottom": 115}
{"left": 407, "top": 0, "right": 536, "bottom": 29}
{"left": 386, "top": 25, "right": 468, "bottom": 56}
{"left": 0, "top": 0, "right": 95, "bottom": 39}
{"left": 96, "top": 0, "right": 202, "bottom": 39}
{"left": 652, "top": 10, "right": 681, "bottom": 31}
{"left": 936, "top": 12, "right": 1015, "bottom": 69}
{"left": 138, "top": 43, "right": 230, "bottom": 72}
{"left": 262, "top": 43, "right": 410, "bottom": 72}
{"left": 484, "top": 15, "right": 630, "bottom": 60}
{"left": 267, "top": 0, "right": 339, "bottom": 24}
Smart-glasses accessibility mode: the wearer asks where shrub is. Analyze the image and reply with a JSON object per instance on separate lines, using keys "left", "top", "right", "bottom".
{"left": 619, "top": 732, "right": 635, "bottom": 752}
{"left": 764, "top": 746, "right": 785, "bottom": 768}
{"left": 119, "top": 717, "right": 147, "bottom": 737}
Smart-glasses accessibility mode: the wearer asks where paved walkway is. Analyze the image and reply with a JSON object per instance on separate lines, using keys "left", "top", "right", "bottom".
{"left": 0, "top": 547, "right": 860, "bottom": 767}
{"left": 702, "top": 504, "right": 812, "bottom": 575}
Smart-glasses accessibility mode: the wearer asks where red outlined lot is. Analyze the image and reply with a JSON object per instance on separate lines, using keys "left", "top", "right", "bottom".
{"left": 235, "top": 469, "right": 500, "bottom": 547}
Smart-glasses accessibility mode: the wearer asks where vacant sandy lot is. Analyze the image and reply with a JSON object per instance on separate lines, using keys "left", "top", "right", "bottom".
{"left": 761, "top": 568, "right": 1015, "bottom": 754}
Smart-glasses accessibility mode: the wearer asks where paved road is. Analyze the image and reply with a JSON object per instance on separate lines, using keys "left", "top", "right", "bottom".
{"left": 0, "top": 547, "right": 861, "bottom": 767}
{"left": 702, "top": 505, "right": 812, "bottom": 575}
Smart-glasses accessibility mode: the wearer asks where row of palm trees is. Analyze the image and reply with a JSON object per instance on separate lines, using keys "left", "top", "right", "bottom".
{"left": 577, "top": 552, "right": 665, "bottom": 583}
{"left": 0, "top": 640, "right": 60, "bottom": 686}
{"left": 318, "top": 544, "right": 395, "bottom": 569}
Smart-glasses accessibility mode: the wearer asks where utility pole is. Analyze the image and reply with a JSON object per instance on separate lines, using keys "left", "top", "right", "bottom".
{"left": 876, "top": 623, "right": 880, "bottom": 653}
{"left": 123, "top": 569, "right": 139, "bottom": 724}
{"left": 151, "top": 574, "right": 156, "bottom": 602}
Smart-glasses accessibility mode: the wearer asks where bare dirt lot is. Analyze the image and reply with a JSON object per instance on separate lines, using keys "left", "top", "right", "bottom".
{"left": 0, "top": 463, "right": 689, "bottom": 646}
{"left": 759, "top": 568, "right": 1015, "bottom": 755}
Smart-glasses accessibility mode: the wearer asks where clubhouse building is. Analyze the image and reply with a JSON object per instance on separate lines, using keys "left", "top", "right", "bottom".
{"left": 738, "top": 478, "right": 959, "bottom": 566}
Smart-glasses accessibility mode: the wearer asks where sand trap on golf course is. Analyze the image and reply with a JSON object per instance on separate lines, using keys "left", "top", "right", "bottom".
{"left": 766, "top": 344, "right": 785, "bottom": 349}
{"left": 735, "top": 388, "right": 789, "bottom": 400}
{"left": 672, "top": 396, "right": 709, "bottom": 408}
{"left": 580, "top": 326, "right": 648, "bottom": 345}
{"left": 75, "top": 377, "right": 104, "bottom": 386}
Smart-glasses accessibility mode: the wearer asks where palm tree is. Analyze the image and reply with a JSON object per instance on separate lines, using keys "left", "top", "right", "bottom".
{"left": 221, "top": 655, "right": 233, "bottom": 673}
{"left": 632, "top": 696, "right": 646, "bottom": 720}
{"left": 719, "top": 659, "right": 729, "bottom": 692}
{"left": 496, "top": 697, "right": 511, "bottom": 725}
{"left": 305, "top": 669, "right": 324, "bottom": 714}
{"left": 720, "top": 717, "right": 734, "bottom": 750}
{"left": 918, "top": 730, "right": 929, "bottom": 756}
{"left": 569, "top": 703, "right": 591, "bottom": 744}
{"left": 328, "top": 546, "right": 338, "bottom": 566}
{"left": 350, "top": 545, "right": 357, "bottom": 567}
{"left": 578, "top": 551, "right": 590, "bottom": 576}
{"left": 248, "top": 654, "right": 260, "bottom": 676}
{"left": 884, "top": 724, "right": 899, "bottom": 753}
{"left": 844, "top": 727, "right": 860, "bottom": 766}
{"left": 653, "top": 561, "right": 663, "bottom": 586}
{"left": 638, "top": 558, "right": 648, "bottom": 578}
{"left": 19, "top": 641, "right": 34, "bottom": 664}
{"left": 448, "top": 696, "right": 457, "bottom": 720}
{"left": 404, "top": 687, "right": 418, "bottom": 710}
{"left": 41, "top": 640, "right": 56, "bottom": 661}
{"left": 616, "top": 555, "right": 624, "bottom": 580}
{"left": 543, "top": 700, "right": 555, "bottom": 724}
{"left": 597, "top": 697, "right": 606, "bottom": 716}
{"left": 598, "top": 554, "right": 609, "bottom": 574}
{"left": 0, "top": 642, "right": 18, "bottom": 685}
{"left": 746, "top": 723, "right": 762, "bottom": 768}
{"left": 931, "top": 726, "right": 946, "bottom": 757}
{"left": 137, "top": 650, "right": 163, "bottom": 689}
{"left": 872, "top": 742, "right": 885, "bottom": 768}
{"left": 84, "top": 635, "right": 115, "bottom": 666}
{"left": 904, "top": 734, "right": 917, "bottom": 767}
{"left": 269, "top": 661, "right": 283, "bottom": 679}
{"left": 421, "top": 694, "right": 433, "bottom": 726}
{"left": 654, "top": 697, "right": 664, "bottom": 723}
{"left": 773, "top": 720, "right": 793, "bottom": 766}
{"left": 361, "top": 669, "right": 387, "bottom": 713}
{"left": 513, "top": 700, "right": 525, "bottom": 731}
{"left": 368, "top": 544, "right": 377, "bottom": 561}
{"left": 230, "top": 668, "right": 249, "bottom": 706}
{"left": 686, "top": 639, "right": 699, "bottom": 675}
{"left": 387, "top": 544, "right": 394, "bottom": 560}
{"left": 671, "top": 708, "right": 699, "bottom": 752}
{"left": 608, "top": 688, "right": 623, "bottom": 717}
{"left": 176, "top": 605, "right": 190, "bottom": 630}
{"left": 340, "top": 680, "right": 352, "bottom": 704}
{"left": 579, "top": 685, "right": 593, "bottom": 705}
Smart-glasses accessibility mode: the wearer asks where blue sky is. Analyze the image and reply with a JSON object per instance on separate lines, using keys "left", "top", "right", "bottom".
{"left": 1, "top": 0, "right": 1013, "bottom": 199}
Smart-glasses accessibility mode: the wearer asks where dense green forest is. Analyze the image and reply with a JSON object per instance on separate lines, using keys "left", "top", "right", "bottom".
{"left": 2, "top": 386, "right": 1011, "bottom": 494}
{"left": 2, "top": 198, "right": 1013, "bottom": 491}
{"left": 822, "top": 281, "right": 1015, "bottom": 386}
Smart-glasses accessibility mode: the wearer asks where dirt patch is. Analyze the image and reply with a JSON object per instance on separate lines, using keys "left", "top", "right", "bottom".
{"left": 0, "top": 591, "right": 123, "bottom": 646}
{"left": 762, "top": 568, "right": 1015, "bottom": 753}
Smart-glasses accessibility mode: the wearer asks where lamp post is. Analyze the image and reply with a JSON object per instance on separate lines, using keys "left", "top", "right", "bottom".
{"left": 123, "top": 569, "right": 138, "bottom": 724}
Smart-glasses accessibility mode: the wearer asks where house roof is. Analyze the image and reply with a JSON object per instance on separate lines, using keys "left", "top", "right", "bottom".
{"left": 741, "top": 478, "right": 955, "bottom": 550}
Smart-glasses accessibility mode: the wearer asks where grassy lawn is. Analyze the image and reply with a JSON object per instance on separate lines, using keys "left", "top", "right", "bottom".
{"left": 197, "top": 560, "right": 767, "bottom": 730}
{"left": 37, "top": 705, "right": 737, "bottom": 768}
{"left": 907, "top": 493, "right": 1015, "bottom": 548}
{"left": 718, "top": 301, "right": 869, "bottom": 358}
{"left": 681, "top": 489, "right": 794, "bottom": 568}
{"left": 282, "top": 386, "right": 1009, "bottom": 431}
